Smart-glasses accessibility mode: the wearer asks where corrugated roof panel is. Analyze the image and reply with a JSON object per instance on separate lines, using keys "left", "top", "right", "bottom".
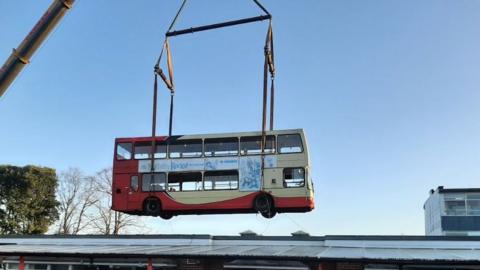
{"left": 0, "top": 235, "right": 479, "bottom": 264}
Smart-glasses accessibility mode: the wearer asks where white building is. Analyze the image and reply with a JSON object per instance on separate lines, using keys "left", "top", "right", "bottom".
{"left": 424, "top": 186, "right": 480, "bottom": 236}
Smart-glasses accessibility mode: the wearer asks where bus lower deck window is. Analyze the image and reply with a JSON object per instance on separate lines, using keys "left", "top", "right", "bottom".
{"left": 283, "top": 168, "right": 305, "bottom": 188}
{"left": 116, "top": 143, "right": 132, "bottom": 160}
{"left": 278, "top": 134, "right": 303, "bottom": 153}
{"left": 142, "top": 173, "right": 166, "bottom": 191}
{"left": 168, "top": 172, "right": 202, "bottom": 191}
{"left": 204, "top": 170, "right": 239, "bottom": 190}
{"left": 130, "top": 175, "right": 139, "bottom": 192}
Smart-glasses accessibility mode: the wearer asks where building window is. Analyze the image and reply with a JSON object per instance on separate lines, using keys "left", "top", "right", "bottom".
{"left": 116, "top": 143, "right": 132, "bottom": 160}
{"left": 169, "top": 139, "right": 203, "bottom": 158}
{"left": 240, "top": 136, "right": 275, "bottom": 155}
{"left": 168, "top": 172, "right": 203, "bottom": 191}
{"left": 204, "top": 170, "right": 239, "bottom": 190}
{"left": 142, "top": 173, "right": 166, "bottom": 191}
{"left": 26, "top": 265, "right": 47, "bottom": 270}
{"left": 283, "top": 168, "right": 305, "bottom": 188}
{"left": 278, "top": 134, "right": 303, "bottom": 153}
{"left": 444, "top": 194, "right": 466, "bottom": 216}
{"left": 130, "top": 175, "right": 139, "bottom": 192}
{"left": 467, "top": 194, "right": 480, "bottom": 216}
{"left": 204, "top": 137, "right": 239, "bottom": 157}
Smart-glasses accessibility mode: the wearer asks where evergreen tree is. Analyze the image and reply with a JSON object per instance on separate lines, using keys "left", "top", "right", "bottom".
{"left": 0, "top": 165, "right": 59, "bottom": 234}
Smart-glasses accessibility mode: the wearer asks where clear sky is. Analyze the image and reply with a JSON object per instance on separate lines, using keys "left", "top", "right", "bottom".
{"left": 1, "top": 0, "right": 480, "bottom": 236}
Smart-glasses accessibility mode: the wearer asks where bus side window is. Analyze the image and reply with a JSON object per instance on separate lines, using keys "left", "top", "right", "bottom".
{"left": 278, "top": 134, "right": 303, "bottom": 154}
{"left": 116, "top": 143, "right": 132, "bottom": 160}
{"left": 134, "top": 142, "right": 167, "bottom": 159}
{"left": 168, "top": 172, "right": 202, "bottom": 191}
{"left": 154, "top": 143, "right": 167, "bottom": 158}
{"left": 169, "top": 139, "right": 203, "bottom": 158}
{"left": 204, "top": 170, "right": 238, "bottom": 190}
{"left": 240, "top": 136, "right": 275, "bottom": 155}
{"left": 204, "top": 137, "right": 239, "bottom": 157}
{"left": 130, "top": 175, "right": 139, "bottom": 192}
{"left": 283, "top": 168, "right": 305, "bottom": 188}
{"left": 142, "top": 173, "right": 166, "bottom": 191}
{"left": 134, "top": 142, "right": 151, "bottom": 159}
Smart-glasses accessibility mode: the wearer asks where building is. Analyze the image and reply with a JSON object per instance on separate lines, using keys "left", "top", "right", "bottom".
{"left": 424, "top": 186, "right": 480, "bottom": 236}
{"left": 0, "top": 234, "right": 479, "bottom": 270}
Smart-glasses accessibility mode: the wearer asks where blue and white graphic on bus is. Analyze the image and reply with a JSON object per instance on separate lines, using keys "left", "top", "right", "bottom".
{"left": 138, "top": 156, "right": 277, "bottom": 174}
{"left": 205, "top": 157, "right": 238, "bottom": 170}
{"left": 239, "top": 156, "right": 261, "bottom": 191}
{"left": 171, "top": 158, "right": 204, "bottom": 171}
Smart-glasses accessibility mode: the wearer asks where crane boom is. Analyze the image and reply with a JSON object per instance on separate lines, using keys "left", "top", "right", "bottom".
{"left": 0, "top": 0, "right": 75, "bottom": 98}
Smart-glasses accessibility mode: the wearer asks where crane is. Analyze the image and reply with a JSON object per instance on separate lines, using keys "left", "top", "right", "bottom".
{"left": 0, "top": 0, "right": 75, "bottom": 98}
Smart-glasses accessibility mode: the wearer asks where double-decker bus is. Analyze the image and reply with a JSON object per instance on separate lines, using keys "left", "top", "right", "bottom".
{"left": 111, "top": 129, "right": 314, "bottom": 219}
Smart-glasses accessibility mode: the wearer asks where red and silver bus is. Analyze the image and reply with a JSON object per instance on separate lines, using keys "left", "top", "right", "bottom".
{"left": 111, "top": 129, "right": 314, "bottom": 219}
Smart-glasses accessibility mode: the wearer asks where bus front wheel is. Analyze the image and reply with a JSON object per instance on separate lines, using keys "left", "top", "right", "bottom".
{"left": 254, "top": 194, "right": 276, "bottom": 218}
{"left": 143, "top": 197, "right": 161, "bottom": 216}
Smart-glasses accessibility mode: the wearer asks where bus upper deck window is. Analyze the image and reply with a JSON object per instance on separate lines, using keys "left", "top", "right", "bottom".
{"left": 134, "top": 142, "right": 167, "bottom": 159}
{"left": 204, "top": 137, "right": 239, "bottom": 157}
{"left": 154, "top": 143, "right": 167, "bottom": 158}
{"left": 169, "top": 139, "right": 203, "bottom": 158}
{"left": 240, "top": 136, "right": 275, "bottom": 155}
{"left": 134, "top": 142, "right": 151, "bottom": 159}
{"left": 278, "top": 134, "right": 303, "bottom": 154}
{"left": 116, "top": 143, "right": 132, "bottom": 160}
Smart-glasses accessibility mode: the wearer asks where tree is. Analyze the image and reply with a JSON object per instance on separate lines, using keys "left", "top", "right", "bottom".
{"left": 56, "top": 168, "right": 98, "bottom": 234}
{"left": 0, "top": 165, "right": 59, "bottom": 234}
{"left": 90, "top": 168, "right": 145, "bottom": 235}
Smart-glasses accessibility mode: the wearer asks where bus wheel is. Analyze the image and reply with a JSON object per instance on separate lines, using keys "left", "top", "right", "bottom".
{"left": 261, "top": 210, "right": 276, "bottom": 219}
{"left": 143, "top": 197, "right": 161, "bottom": 216}
{"left": 160, "top": 212, "right": 173, "bottom": 220}
{"left": 254, "top": 194, "right": 275, "bottom": 218}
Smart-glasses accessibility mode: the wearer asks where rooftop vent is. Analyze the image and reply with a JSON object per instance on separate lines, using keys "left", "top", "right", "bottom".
{"left": 239, "top": 230, "right": 258, "bottom": 237}
{"left": 291, "top": 230, "right": 310, "bottom": 237}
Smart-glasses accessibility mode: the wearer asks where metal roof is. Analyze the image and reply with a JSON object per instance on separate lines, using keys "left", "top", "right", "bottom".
{"left": 436, "top": 186, "right": 480, "bottom": 194}
{"left": 0, "top": 235, "right": 479, "bottom": 264}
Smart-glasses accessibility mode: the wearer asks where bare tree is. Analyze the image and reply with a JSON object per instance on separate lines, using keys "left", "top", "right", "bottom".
{"left": 90, "top": 168, "right": 146, "bottom": 234}
{"left": 56, "top": 168, "right": 98, "bottom": 234}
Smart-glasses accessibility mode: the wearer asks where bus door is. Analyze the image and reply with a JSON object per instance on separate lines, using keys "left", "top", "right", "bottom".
{"left": 127, "top": 174, "right": 142, "bottom": 210}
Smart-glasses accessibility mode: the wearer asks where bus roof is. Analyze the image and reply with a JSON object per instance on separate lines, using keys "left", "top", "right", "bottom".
{"left": 115, "top": 128, "right": 305, "bottom": 143}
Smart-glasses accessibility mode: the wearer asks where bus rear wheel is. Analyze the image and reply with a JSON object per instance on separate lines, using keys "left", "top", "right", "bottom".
{"left": 160, "top": 212, "right": 173, "bottom": 220}
{"left": 254, "top": 194, "right": 276, "bottom": 219}
{"left": 143, "top": 197, "right": 161, "bottom": 216}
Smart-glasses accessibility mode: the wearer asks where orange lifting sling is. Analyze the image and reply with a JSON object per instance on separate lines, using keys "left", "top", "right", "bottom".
{"left": 150, "top": 0, "right": 275, "bottom": 175}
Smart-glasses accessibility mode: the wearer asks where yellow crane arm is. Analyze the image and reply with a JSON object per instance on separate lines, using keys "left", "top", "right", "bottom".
{"left": 0, "top": 0, "right": 75, "bottom": 98}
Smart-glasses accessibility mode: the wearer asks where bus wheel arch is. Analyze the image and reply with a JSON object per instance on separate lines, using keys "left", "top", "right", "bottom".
{"left": 143, "top": 197, "right": 161, "bottom": 216}
{"left": 254, "top": 193, "right": 276, "bottom": 218}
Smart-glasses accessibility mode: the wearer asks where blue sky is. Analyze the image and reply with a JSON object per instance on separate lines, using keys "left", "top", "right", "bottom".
{"left": 1, "top": 0, "right": 480, "bottom": 236}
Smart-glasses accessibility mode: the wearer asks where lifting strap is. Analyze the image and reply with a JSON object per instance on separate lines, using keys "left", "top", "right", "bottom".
{"left": 260, "top": 21, "right": 275, "bottom": 189}
{"left": 150, "top": 0, "right": 187, "bottom": 172}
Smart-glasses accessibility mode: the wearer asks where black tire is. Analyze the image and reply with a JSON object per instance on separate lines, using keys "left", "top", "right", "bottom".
{"left": 254, "top": 194, "right": 276, "bottom": 218}
{"left": 261, "top": 210, "right": 277, "bottom": 219}
{"left": 160, "top": 212, "right": 173, "bottom": 220}
{"left": 143, "top": 197, "right": 161, "bottom": 216}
